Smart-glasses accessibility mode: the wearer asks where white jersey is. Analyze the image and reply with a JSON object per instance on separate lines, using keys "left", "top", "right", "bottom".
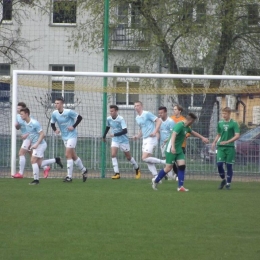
{"left": 25, "top": 118, "right": 46, "bottom": 145}
{"left": 159, "top": 117, "right": 175, "bottom": 146}
{"left": 135, "top": 110, "right": 157, "bottom": 139}
{"left": 107, "top": 115, "right": 129, "bottom": 144}
{"left": 51, "top": 109, "right": 79, "bottom": 141}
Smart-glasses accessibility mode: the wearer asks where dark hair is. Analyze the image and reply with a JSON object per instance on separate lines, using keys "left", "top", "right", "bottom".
{"left": 20, "top": 107, "right": 30, "bottom": 115}
{"left": 55, "top": 97, "right": 64, "bottom": 103}
{"left": 174, "top": 104, "right": 183, "bottom": 113}
{"left": 110, "top": 105, "right": 119, "bottom": 111}
{"left": 222, "top": 107, "right": 232, "bottom": 113}
{"left": 17, "top": 102, "right": 26, "bottom": 108}
{"left": 187, "top": 112, "right": 197, "bottom": 120}
{"left": 158, "top": 106, "right": 167, "bottom": 112}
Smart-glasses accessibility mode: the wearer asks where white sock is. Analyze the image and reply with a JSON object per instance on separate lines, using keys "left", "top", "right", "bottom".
{"left": 41, "top": 159, "right": 55, "bottom": 168}
{"left": 43, "top": 166, "right": 49, "bottom": 170}
{"left": 19, "top": 155, "right": 26, "bottom": 175}
{"left": 32, "top": 163, "right": 39, "bottom": 180}
{"left": 130, "top": 157, "right": 138, "bottom": 170}
{"left": 67, "top": 159, "right": 73, "bottom": 178}
{"left": 112, "top": 157, "right": 119, "bottom": 173}
{"left": 74, "top": 157, "right": 86, "bottom": 173}
{"left": 143, "top": 157, "right": 163, "bottom": 164}
{"left": 146, "top": 163, "right": 158, "bottom": 176}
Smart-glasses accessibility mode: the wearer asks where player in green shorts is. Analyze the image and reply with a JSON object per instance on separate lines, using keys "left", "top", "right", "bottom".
{"left": 152, "top": 113, "right": 209, "bottom": 192}
{"left": 212, "top": 107, "right": 240, "bottom": 190}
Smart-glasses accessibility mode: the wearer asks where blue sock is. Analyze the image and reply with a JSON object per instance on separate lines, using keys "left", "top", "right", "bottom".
{"left": 155, "top": 169, "right": 167, "bottom": 183}
{"left": 178, "top": 170, "right": 185, "bottom": 187}
{"left": 217, "top": 162, "right": 225, "bottom": 179}
{"left": 226, "top": 163, "right": 233, "bottom": 184}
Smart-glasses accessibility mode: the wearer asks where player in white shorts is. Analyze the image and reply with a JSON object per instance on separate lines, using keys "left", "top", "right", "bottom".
{"left": 13, "top": 102, "right": 50, "bottom": 178}
{"left": 103, "top": 105, "right": 141, "bottom": 179}
{"left": 51, "top": 98, "right": 88, "bottom": 182}
{"left": 19, "top": 107, "right": 63, "bottom": 185}
{"left": 133, "top": 101, "right": 164, "bottom": 178}
{"left": 158, "top": 106, "right": 175, "bottom": 180}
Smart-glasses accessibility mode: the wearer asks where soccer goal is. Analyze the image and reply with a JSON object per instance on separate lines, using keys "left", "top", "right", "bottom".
{"left": 6, "top": 70, "right": 260, "bottom": 180}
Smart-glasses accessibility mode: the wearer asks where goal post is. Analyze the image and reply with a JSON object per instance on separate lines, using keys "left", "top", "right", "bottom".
{"left": 10, "top": 70, "right": 260, "bottom": 179}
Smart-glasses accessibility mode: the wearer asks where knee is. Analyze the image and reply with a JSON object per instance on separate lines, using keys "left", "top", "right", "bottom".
{"left": 226, "top": 163, "right": 233, "bottom": 170}
{"left": 178, "top": 165, "right": 186, "bottom": 171}
{"left": 217, "top": 162, "right": 224, "bottom": 168}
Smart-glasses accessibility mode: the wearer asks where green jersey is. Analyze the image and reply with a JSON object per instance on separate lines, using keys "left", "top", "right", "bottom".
{"left": 166, "top": 122, "right": 192, "bottom": 153}
{"left": 217, "top": 119, "right": 240, "bottom": 147}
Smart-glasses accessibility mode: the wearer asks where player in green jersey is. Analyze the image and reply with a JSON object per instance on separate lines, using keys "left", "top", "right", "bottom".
{"left": 212, "top": 107, "right": 240, "bottom": 190}
{"left": 152, "top": 113, "right": 209, "bottom": 191}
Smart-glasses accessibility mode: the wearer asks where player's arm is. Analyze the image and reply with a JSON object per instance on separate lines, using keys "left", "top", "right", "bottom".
{"left": 102, "top": 126, "right": 110, "bottom": 142}
{"left": 171, "top": 131, "right": 177, "bottom": 154}
{"left": 212, "top": 134, "right": 221, "bottom": 150}
{"left": 133, "top": 129, "right": 142, "bottom": 140}
{"left": 220, "top": 133, "right": 240, "bottom": 145}
{"left": 151, "top": 118, "right": 162, "bottom": 137}
{"left": 111, "top": 128, "right": 127, "bottom": 137}
{"left": 31, "top": 131, "right": 45, "bottom": 149}
{"left": 191, "top": 130, "right": 209, "bottom": 144}
{"left": 72, "top": 115, "right": 83, "bottom": 128}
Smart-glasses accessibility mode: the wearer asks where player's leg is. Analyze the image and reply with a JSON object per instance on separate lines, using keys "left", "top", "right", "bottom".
{"left": 123, "top": 147, "right": 141, "bottom": 179}
{"left": 111, "top": 143, "right": 120, "bottom": 179}
{"left": 13, "top": 139, "right": 31, "bottom": 178}
{"left": 63, "top": 139, "right": 74, "bottom": 182}
{"left": 225, "top": 147, "right": 236, "bottom": 189}
{"left": 29, "top": 143, "right": 47, "bottom": 185}
{"left": 40, "top": 156, "right": 63, "bottom": 178}
{"left": 67, "top": 138, "right": 88, "bottom": 182}
{"left": 152, "top": 151, "right": 175, "bottom": 190}
{"left": 217, "top": 147, "right": 227, "bottom": 189}
{"left": 142, "top": 137, "right": 165, "bottom": 164}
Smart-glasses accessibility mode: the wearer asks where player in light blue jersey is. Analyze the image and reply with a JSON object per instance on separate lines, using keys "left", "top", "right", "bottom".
{"left": 13, "top": 102, "right": 50, "bottom": 178}
{"left": 20, "top": 108, "right": 63, "bottom": 185}
{"left": 158, "top": 106, "right": 175, "bottom": 180}
{"left": 103, "top": 105, "right": 141, "bottom": 179}
{"left": 133, "top": 101, "right": 165, "bottom": 178}
{"left": 51, "top": 98, "right": 88, "bottom": 182}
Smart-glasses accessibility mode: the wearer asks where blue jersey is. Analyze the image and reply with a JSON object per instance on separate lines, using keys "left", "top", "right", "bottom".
{"left": 107, "top": 115, "right": 129, "bottom": 144}
{"left": 25, "top": 118, "right": 46, "bottom": 145}
{"left": 16, "top": 114, "right": 28, "bottom": 135}
{"left": 135, "top": 110, "right": 157, "bottom": 139}
{"left": 51, "top": 109, "right": 79, "bottom": 141}
{"left": 159, "top": 117, "right": 175, "bottom": 145}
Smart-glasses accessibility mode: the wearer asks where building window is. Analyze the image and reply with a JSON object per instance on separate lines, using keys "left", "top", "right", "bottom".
{"left": 0, "top": 64, "right": 11, "bottom": 102}
{"left": 52, "top": 0, "right": 76, "bottom": 24}
{"left": 114, "top": 66, "right": 139, "bottom": 106}
{"left": 195, "top": 4, "right": 206, "bottom": 24}
{"left": 50, "top": 65, "right": 75, "bottom": 104}
{"left": 179, "top": 67, "right": 204, "bottom": 75}
{"left": 182, "top": 2, "right": 193, "bottom": 23}
{"left": 2, "top": 0, "right": 12, "bottom": 21}
{"left": 117, "top": 2, "right": 140, "bottom": 28}
{"left": 192, "top": 84, "right": 204, "bottom": 107}
{"left": 248, "top": 4, "right": 259, "bottom": 26}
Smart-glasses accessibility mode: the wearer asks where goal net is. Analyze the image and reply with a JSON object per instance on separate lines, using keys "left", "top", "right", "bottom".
{"left": 1, "top": 70, "right": 260, "bottom": 181}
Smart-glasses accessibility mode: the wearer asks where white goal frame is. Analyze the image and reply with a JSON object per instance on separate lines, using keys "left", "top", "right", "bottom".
{"left": 12, "top": 70, "right": 260, "bottom": 176}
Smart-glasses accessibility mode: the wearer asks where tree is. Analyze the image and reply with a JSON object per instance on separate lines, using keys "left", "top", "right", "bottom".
{"left": 71, "top": 0, "right": 260, "bottom": 136}
{"left": 0, "top": 0, "right": 37, "bottom": 65}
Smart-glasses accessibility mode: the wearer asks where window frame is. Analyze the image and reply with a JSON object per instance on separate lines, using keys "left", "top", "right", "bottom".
{"left": 248, "top": 4, "right": 259, "bottom": 26}
{"left": 50, "top": 65, "right": 75, "bottom": 106}
{"left": 51, "top": 0, "right": 77, "bottom": 26}
{"left": 0, "top": 63, "right": 11, "bottom": 103}
{"left": 1, "top": 0, "right": 12, "bottom": 22}
{"left": 114, "top": 66, "right": 140, "bottom": 107}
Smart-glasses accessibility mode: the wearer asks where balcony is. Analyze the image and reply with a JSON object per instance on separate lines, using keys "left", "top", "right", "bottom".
{"left": 109, "top": 26, "right": 150, "bottom": 50}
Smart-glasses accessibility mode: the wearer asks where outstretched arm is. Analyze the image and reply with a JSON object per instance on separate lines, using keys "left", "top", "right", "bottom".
{"left": 150, "top": 118, "right": 162, "bottom": 137}
{"left": 191, "top": 130, "right": 209, "bottom": 144}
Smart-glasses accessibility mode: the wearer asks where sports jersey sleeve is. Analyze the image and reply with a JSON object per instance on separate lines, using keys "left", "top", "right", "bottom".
{"left": 234, "top": 121, "right": 240, "bottom": 133}
{"left": 147, "top": 112, "right": 157, "bottom": 122}
{"left": 68, "top": 109, "right": 79, "bottom": 120}
{"left": 187, "top": 126, "right": 192, "bottom": 134}
{"left": 51, "top": 112, "right": 56, "bottom": 124}
{"left": 169, "top": 120, "right": 175, "bottom": 130}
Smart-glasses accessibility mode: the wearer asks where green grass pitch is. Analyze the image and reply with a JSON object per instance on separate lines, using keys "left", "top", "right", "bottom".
{"left": 1, "top": 178, "right": 260, "bottom": 260}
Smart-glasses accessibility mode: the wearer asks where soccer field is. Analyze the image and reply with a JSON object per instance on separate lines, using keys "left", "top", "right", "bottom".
{"left": 1, "top": 179, "right": 260, "bottom": 260}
